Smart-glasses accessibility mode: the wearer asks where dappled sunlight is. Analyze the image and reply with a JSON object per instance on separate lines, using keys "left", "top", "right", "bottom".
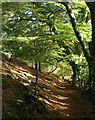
{"left": 17, "top": 99, "right": 23, "bottom": 102}
{"left": 53, "top": 82, "right": 57, "bottom": 86}
{"left": 2, "top": 59, "right": 94, "bottom": 118}
{"left": 63, "top": 114, "right": 70, "bottom": 117}
{"left": 47, "top": 98, "right": 69, "bottom": 107}
{"left": 3, "top": 59, "right": 71, "bottom": 117}
{"left": 57, "top": 95, "right": 68, "bottom": 101}
{"left": 16, "top": 99, "right": 23, "bottom": 105}
{"left": 37, "top": 81, "right": 70, "bottom": 115}
{"left": 55, "top": 86, "right": 66, "bottom": 90}
{"left": 3, "top": 61, "right": 36, "bottom": 83}
{"left": 39, "top": 97, "right": 69, "bottom": 110}
{"left": 22, "top": 82, "right": 30, "bottom": 86}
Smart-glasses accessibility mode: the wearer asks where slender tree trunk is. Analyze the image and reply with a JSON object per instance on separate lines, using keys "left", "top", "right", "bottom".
{"left": 9, "top": 54, "right": 13, "bottom": 62}
{"left": 34, "top": 62, "right": 38, "bottom": 97}
{"left": 35, "top": 62, "right": 37, "bottom": 70}
{"left": 70, "top": 61, "right": 77, "bottom": 86}
{"left": 38, "top": 62, "right": 41, "bottom": 71}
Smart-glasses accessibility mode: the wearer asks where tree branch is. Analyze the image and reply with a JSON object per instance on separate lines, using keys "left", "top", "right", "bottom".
{"left": 60, "top": 2, "right": 90, "bottom": 62}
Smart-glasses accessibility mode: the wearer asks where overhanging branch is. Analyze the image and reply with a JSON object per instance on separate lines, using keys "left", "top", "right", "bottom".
{"left": 60, "top": 2, "right": 90, "bottom": 62}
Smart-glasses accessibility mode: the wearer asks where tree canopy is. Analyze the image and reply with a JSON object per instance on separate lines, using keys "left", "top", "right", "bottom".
{"left": 2, "top": 1, "right": 95, "bottom": 89}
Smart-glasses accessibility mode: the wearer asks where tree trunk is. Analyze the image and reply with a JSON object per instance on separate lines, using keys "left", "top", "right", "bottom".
{"left": 35, "top": 62, "right": 38, "bottom": 70}
{"left": 38, "top": 62, "right": 41, "bottom": 71}
{"left": 62, "top": 2, "right": 95, "bottom": 89}
{"left": 86, "top": 2, "right": 95, "bottom": 89}
{"left": 34, "top": 62, "right": 38, "bottom": 97}
{"left": 87, "top": 59, "right": 95, "bottom": 88}
{"left": 62, "top": 2, "right": 89, "bottom": 62}
{"left": 86, "top": 2, "right": 95, "bottom": 57}
{"left": 70, "top": 61, "right": 77, "bottom": 86}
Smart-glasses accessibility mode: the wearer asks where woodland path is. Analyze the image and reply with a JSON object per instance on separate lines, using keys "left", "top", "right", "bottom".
{"left": 2, "top": 59, "right": 95, "bottom": 119}
{"left": 40, "top": 79, "right": 95, "bottom": 119}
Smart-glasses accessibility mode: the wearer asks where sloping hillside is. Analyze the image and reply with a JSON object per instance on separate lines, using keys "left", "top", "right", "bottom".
{"left": 2, "top": 57, "right": 95, "bottom": 119}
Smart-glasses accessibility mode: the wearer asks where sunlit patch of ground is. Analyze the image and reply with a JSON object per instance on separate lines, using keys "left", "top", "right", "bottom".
{"left": 2, "top": 58, "right": 95, "bottom": 119}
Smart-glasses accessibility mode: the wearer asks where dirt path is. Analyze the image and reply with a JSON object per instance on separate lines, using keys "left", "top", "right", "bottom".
{"left": 40, "top": 80, "right": 94, "bottom": 118}
{"left": 2, "top": 59, "right": 95, "bottom": 119}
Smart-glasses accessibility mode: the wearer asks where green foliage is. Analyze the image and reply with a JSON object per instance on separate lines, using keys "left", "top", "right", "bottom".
{"left": 3, "top": 36, "right": 54, "bottom": 61}
{"left": 51, "top": 60, "right": 72, "bottom": 79}
{"left": 2, "top": 2, "right": 91, "bottom": 85}
{"left": 70, "top": 1, "right": 91, "bottom": 24}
